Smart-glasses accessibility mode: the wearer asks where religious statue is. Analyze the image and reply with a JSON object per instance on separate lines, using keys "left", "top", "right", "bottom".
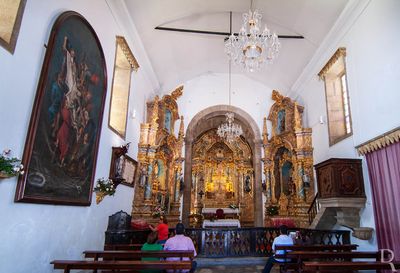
{"left": 245, "top": 175, "right": 252, "bottom": 192}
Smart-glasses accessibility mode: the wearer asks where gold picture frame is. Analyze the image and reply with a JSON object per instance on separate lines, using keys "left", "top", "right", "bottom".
{"left": 108, "top": 36, "right": 139, "bottom": 139}
{"left": 0, "top": 0, "right": 27, "bottom": 54}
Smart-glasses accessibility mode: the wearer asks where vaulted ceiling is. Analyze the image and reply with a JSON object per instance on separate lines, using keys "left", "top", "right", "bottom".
{"left": 124, "top": 0, "right": 349, "bottom": 94}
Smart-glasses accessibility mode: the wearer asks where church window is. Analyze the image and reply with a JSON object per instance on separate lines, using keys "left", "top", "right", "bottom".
{"left": 318, "top": 47, "right": 352, "bottom": 146}
{"left": 108, "top": 36, "right": 139, "bottom": 139}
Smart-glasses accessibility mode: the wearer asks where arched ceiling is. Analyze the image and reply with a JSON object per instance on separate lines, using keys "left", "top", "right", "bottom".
{"left": 124, "top": 0, "right": 349, "bottom": 94}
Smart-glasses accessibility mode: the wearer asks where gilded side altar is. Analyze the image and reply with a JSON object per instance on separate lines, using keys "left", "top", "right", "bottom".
{"left": 131, "top": 86, "right": 184, "bottom": 226}
{"left": 263, "top": 90, "right": 314, "bottom": 228}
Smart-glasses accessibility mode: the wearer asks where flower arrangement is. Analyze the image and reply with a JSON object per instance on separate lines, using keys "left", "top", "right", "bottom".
{"left": 94, "top": 178, "right": 116, "bottom": 195}
{"left": 151, "top": 205, "right": 166, "bottom": 218}
{"left": 94, "top": 178, "right": 116, "bottom": 204}
{"left": 0, "top": 149, "right": 24, "bottom": 178}
{"left": 266, "top": 205, "right": 279, "bottom": 216}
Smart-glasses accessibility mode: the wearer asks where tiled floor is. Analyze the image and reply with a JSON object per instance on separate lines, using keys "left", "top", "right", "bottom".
{"left": 196, "top": 257, "right": 279, "bottom": 273}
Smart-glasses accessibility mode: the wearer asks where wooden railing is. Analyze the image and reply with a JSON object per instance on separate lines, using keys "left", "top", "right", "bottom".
{"left": 105, "top": 227, "right": 350, "bottom": 258}
{"left": 308, "top": 193, "right": 320, "bottom": 225}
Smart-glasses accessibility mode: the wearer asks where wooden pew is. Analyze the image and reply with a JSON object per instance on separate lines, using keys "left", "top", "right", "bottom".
{"left": 84, "top": 250, "right": 194, "bottom": 261}
{"left": 274, "top": 244, "right": 358, "bottom": 252}
{"left": 104, "top": 244, "right": 143, "bottom": 251}
{"left": 276, "top": 251, "right": 388, "bottom": 272}
{"left": 51, "top": 260, "right": 192, "bottom": 273}
{"left": 273, "top": 244, "right": 358, "bottom": 272}
{"left": 302, "top": 261, "right": 400, "bottom": 272}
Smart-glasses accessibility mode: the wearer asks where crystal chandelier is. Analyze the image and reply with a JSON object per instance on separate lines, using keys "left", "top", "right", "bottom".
{"left": 217, "top": 62, "right": 243, "bottom": 143}
{"left": 225, "top": 5, "right": 280, "bottom": 72}
{"left": 217, "top": 113, "right": 243, "bottom": 143}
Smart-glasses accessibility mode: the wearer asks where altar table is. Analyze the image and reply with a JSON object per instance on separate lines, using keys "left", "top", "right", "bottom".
{"left": 202, "top": 219, "right": 241, "bottom": 228}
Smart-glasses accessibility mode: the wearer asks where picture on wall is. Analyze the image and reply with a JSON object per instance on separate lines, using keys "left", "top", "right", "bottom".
{"left": 109, "top": 144, "right": 137, "bottom": 187}
{"left": 15, "top": 11, "right": 107, "bottom": 206}
{"left": 0, "top": 0, "right": 27, "bottom": 54}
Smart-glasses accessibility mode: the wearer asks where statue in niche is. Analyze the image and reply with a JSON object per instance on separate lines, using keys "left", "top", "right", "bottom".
{"left": 154, "top": 161, "right": 159, "bottom": 178}
{"left": 245, "top": 174, "right": 252, "bottom": 192}
{"left": 179, "top": 173, "right": 184, "bottom": 192}
{"left": 144, "top": 165, "right": 153, "bottom": 199}
{"left": 140, "top": 166, "right": 148, "bottom": 187}
{"left": 216, "top": 148, "right": 224, "bottom": 159}
{"left": 277, "top": 109, "right": 286, "bottom": 134}
{"left": 164, "top": 109, "right": 172, "bottom": 133}
{"left": 281, "top": 161, "right": 293, "bottom": 196}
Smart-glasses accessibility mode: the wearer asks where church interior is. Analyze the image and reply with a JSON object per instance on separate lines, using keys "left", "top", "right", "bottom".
{"left": 0, "top": 0, "right": 399, "bottom": 272}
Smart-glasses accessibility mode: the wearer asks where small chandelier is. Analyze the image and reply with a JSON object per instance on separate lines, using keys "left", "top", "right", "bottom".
{"left": 217, "top": 113, "right": 243, "bottom": 143}
{"left": 225, "top": 4, "right": 280, "bottom": 72}
{"left": 217, "top": 61, "right": 243, "bottom": 143}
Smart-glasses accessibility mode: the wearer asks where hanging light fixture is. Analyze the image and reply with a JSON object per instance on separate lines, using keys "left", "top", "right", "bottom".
{"left": 224, "top": 1, "right": 280, "bottom": 72}
{"left": 217, "top": 61, "right": 243, "bottom": 143}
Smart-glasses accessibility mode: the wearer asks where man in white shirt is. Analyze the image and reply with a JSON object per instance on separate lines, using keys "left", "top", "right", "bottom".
{"left": 262, "top": 225, "right": 294, "bottom": 273}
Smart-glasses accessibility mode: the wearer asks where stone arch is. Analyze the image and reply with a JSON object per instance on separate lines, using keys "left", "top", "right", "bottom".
{"left": 182, "top": 105, "right": 263, "bottom": 227}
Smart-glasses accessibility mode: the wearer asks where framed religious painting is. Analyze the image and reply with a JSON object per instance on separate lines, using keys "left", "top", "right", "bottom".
{"left": 109, "top": 145, "right": 137, "bottom": 187}
{"left": 120, "top": 155, "right": 137, "bottom": 187}
{"left": 0, "top": 0, "right": 27, "bottom": 54}
{"left": 15, "top": 11, "right": 107, "bottom": 205}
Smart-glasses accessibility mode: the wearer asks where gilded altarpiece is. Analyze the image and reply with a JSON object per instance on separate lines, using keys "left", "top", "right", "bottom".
{"left": 191, "top": 129, "right": 255, "bottom": 226}
{"left": 263, "top": 91, "right": 314, "bottom": 227}
{"left": 131, "top": 86, "right": 185, "bottom": 226}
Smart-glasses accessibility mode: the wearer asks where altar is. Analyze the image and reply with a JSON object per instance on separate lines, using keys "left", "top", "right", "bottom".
{"left": 201, "top": 207, "right": 240, "bottom": 221}
{"left": 202, "top": 219, "right": 241, "bottom": 228}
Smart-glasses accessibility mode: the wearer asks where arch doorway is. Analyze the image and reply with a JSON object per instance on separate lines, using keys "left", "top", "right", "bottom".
{"left": 182, "top": 105, "right": 263, "bottom": 227}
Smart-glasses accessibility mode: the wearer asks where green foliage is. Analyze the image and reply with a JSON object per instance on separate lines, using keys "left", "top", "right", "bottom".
{"left": 0, "top": 149, "right": 23, "bottom": 176}
{"left": 94, "top": 178, "right": 116, "bottom": 196}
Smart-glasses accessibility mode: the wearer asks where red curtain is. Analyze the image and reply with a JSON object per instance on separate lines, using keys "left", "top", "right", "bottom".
{"left": 366, "top": 141, "right": 400, "bottom": 259}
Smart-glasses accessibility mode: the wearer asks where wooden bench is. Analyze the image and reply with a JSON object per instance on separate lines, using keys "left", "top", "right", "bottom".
{"left": 302, "top": 261, "right": 400, "bottom": 272}
{"left": 276, "top": 251, "right": 389, "bottom": 272}
{"left": 274, "top": 244, "right": 358, "bottom": 252}
{"left": 104, "top": 244, "right": 143, "bottom": 251}
{"left": 273, "top": 244, "right": 358, "bottom": 273}
{"left": 51, "top": 260, "right": 192, "bottom": 273}
{"left": 84, "top": 250, "right": 195, "bottom": 261}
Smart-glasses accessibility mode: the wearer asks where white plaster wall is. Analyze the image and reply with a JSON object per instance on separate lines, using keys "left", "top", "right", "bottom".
{"left": 294, "top": 0, "right": 400, "bottom": 251}
{"left": 0, "top": 1, "right": 156, "bottom": 272}
{"left": 179, "top": 73, "right": 275, "bottom": 137}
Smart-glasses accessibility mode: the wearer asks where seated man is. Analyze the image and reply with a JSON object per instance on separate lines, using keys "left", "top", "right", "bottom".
{"left": 164, "top": 223, "right": 197, "bottom": 273}
{"left": 262, "top": 225, "right": 294, "bottom": 273}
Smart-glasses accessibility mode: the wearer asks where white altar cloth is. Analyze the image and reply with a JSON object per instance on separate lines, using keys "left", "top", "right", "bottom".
{"left": 202, "top": 219, "right": 241, "bottom": 228}
{"left": 202, "top": 208, "right": 239, "bottom": 214}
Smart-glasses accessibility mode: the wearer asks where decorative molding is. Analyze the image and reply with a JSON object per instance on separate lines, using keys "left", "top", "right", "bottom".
{"left": 171, "top": 85, "right": 184, "bottom": 100}
{"left": 317, "top": 47, "right": 346, "bottom": 79}
{"left": 289, "top": 0, "right": 372, "bottom": 98}
{"left": 116, "top": 36, "right": 139, "bottom": 71}
{"left": 355, "top": 127, "right": 400, "bottom": 155}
